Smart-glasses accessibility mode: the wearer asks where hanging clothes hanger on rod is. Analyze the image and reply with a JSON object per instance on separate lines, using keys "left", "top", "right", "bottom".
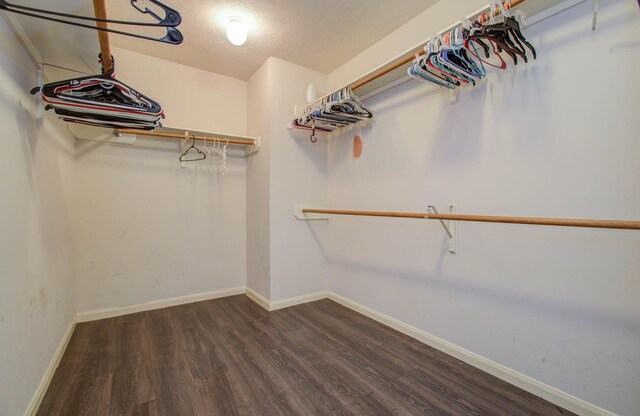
{"left": 290, "top": 86, "right": 373, "bottom": 141}
{"left": 293, "top": 0, "right": 537, "bottom": 138}
{"left": 31, "top": 55, "right": 164, "bottom": 130}
{"left": 465, "top": 0, "right": 536, "bottom": 66}
{"left": 0, "top": 0, "right": 183, "bottom": 44}
{"left": 180, "top": 136, "right": 207, "bottom": 162}
{"left": 408, "top": 0, "right": 535, "bottom": 90}
{"left": 209, "top": 137, "right": 229, "bottom": 175}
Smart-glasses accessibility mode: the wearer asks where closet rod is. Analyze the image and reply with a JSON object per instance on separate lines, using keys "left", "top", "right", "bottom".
{"left": 116, "top": 129, "right": 257, "bottom": 146}
{"left": 92, "top": 0, "right": 113, "bottom": 73}
{"left": 302, "top": 209, "right": 640, "bottom": 231}
{"left": 350, "top": 0, "right": 526, "bottom": 91}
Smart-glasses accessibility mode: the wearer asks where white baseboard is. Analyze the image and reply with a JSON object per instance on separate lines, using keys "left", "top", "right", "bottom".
{"left": 270, "top": 291, "right": 328, "bottom": 311}
{"left": 24, "top": 320, "right": 75, "bottom": 416}
{"left": 76, "top": 287, "right": 246, "bottom": 322}
{"left": 326, "top": 292, "right": 614, "bottom": 416}
{"left": 245, "top": 287, "right": 271, "bottom": 310}
{"left": 245, "top": 287, "right": 327, "bottom": 311}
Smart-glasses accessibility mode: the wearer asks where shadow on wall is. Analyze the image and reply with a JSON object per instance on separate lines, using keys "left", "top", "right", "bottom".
{"left": 0, "top": 29, "right": 33, "bottom": 76}
{"left": 328, "top": 252, "right": 640, "bottom": 334}
{"left": 289, "top": 128, "right": 329, "bottom": 175}
{"left": 326, "top": 120, "right": 374, "bottom": 165}
{"left": 16, "top": 102, "right": 38, "bottom": 183}
{"left": 301, "top": 220, "right": 329, "bottom": 261}
{"left": 428, "top": 82, "right": 488, "bottom": 165}
{"left": 349, "top": 80, "right": 487, "bottom": 170}
{"left": 73, "top": 136, "right": 245, "bottom": 190}
{"left": 16, "top": 101, "right": 75, "bottom": 264}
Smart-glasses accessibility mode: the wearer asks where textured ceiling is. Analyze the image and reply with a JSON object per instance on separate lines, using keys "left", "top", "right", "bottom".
{"left": 106, "top": 0, "right": 440, "bottom": 80}
{"left": 6, "top": 0, "right": 563, "bottom": 81}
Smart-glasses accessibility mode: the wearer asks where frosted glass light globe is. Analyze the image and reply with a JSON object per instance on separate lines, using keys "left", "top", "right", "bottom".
{"left": 226, "top": 17, "right": 247, "bottom": 46}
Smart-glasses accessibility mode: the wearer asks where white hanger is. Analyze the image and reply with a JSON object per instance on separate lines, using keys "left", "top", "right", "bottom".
{"left": 221, "top": 138, "right": 228, "bottom": 176}
{"left": 504, "top": 0, "right": 528, "bottom": 26}
{"left": 202, "top": 136, "right": 211, "bottom": 159}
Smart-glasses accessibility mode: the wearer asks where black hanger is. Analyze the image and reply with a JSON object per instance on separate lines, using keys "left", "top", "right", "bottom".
{"left": 476, "top": 15, "right": 538, "bottom": 65}
{"left": 180, "top": 137, "right": 207, "bottom": 162}
{"left": 503, "top": 17, "right": 537, "bottom": 59}
{"left": 0, "top": 0, "right": 183, "bottom": 44}
{"left": 31, "top": 54, "right": 165, "bottom": 130}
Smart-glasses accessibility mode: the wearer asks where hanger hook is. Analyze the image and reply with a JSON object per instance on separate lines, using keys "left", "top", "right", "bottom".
{"left": 310, "top": 122, "right": 317, "bottom": 143}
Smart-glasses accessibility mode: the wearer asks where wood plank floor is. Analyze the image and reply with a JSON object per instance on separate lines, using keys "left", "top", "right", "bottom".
{"left": 38, "top": 295, "right": 576, "bottom": 415}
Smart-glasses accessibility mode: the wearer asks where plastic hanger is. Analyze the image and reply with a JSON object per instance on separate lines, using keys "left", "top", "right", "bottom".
{"left": 502, "top": 2, "right": 537, "bottom": 59}
{"left": 31, "top": 55, "right": 164, "bottom": 130}
{"left": 0, "top": 0, "right": 183, "bottom": 44}
{"left": 408, "top": 51, "right": 457, "bottom": 89}
{"left": 474, "top": 2, "right": 535, "bottom": 65}
{"left": 455, "top": 26, "right": 486, "bottom": 78}
{"left": 465, "top": 14, "right": 511, "bottom": 68}
{"left": 180, "top": 136, "right": 206, "bottom": 162}
{"left": 421, "top": 39, "right": 462, "bottom": 87}
{"left": 292, "top": 85, "right": 373, "bottom": 138}
{"left": 428, "top": 36, "right": 472, "bottom": 84}
{"left": 440, "top": 30, "right": 482, "bottom": 83}
{"left": 214, "top": 138, "right": 229, "bottom": 175}
{"left": 465, "top": 29, "right": 507, "bottom": 70}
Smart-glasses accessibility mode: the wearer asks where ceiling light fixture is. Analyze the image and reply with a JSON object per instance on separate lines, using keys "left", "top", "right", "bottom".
{"left": 226, "top": 16, "right": 247, "bottom": 46}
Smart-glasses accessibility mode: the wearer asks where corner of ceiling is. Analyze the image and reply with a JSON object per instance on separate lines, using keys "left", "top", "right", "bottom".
{"left": 0, "top": 11, "right": 42, "bottom": 66}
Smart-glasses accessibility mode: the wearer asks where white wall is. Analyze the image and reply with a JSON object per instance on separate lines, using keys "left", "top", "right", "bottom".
{"left": 246, "top": 57, "right": 329, "bottom": 301}
{"left": 74, "top": 50, "right": 248, "bottom": 313}
{"left": 267, "top": 58, "right": 328, "bottom": 301}
{"left": 0, "top": 16, "right": 76, "bottom": 416}
{"left": 324, "top": 1, "right": 640, "bottom": 415}
{"left": 112, "top": 47, "right": 247, "bottom": 136}
{"left": 246, "top": 60, "right": 272, "bottom": 298}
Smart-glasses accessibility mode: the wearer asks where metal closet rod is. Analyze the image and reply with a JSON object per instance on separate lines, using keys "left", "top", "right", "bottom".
{"left": 116, "top": 129, "right": 257, "bottom": 146}
{"left": 350, "top": 0, "right": 527, "bottom": 91}
{"left": 302, "top": 209, "right": 640, "bottom": 231}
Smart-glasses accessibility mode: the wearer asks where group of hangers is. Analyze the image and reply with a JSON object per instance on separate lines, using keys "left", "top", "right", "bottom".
{"left": 290, "top": 0, "right": 535, "bottom": 142}
{"left": 180, "top": 136, "right": 229, "bottom": 174}
{"left": 22, "top": 1, "right": 185, "bottom": 130}
{"left": 31, "top": 54, "right": 164, "bottom": 130}
{"left": 408, "top": 0, "right": 536, "bottom": 90}
{"left": 290, "top": 86, "right": 373, "bottom": 143}
{"left": 0, "top": 0, "right": 183, "bottom": 44}
{"left": 6, "top": 0, "right": 237, "bottom": 170}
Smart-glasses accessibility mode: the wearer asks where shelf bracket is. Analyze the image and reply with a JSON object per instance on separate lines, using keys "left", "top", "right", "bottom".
{"left": 245, "top": 136, "right": 261, "bottom": 156}
{"left": 427, "top": 205, "right": 456, "bottom": 254}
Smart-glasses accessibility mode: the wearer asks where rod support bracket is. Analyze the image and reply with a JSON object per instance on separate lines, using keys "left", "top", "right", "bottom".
{"left": 245, "top": 136, "right": 261, "bottom": 156}
{"left": 427, "top": 205, "right": 456, "bottom": 254}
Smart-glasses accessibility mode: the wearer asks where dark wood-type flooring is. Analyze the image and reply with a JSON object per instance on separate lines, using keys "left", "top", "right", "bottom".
{"left": 38, "top": 295, "right": 576, "bottom": 415}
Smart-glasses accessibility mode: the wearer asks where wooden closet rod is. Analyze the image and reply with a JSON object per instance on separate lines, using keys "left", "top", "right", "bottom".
{"left": 93, "top": 0, "right": 113, "bottom": 73}
{"left": 351, "top": 0, "right": 527, "bottom": 91}
{"left": 117, "top": 129, "right": 257, "bottom": 146}
{"left": 302, "top": 209, "right": 640, "bottom": 231}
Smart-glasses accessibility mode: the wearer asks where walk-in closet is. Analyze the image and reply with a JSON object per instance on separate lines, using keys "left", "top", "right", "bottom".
{"left": 1, "top": 0, "right": 638, "bottom": 415}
